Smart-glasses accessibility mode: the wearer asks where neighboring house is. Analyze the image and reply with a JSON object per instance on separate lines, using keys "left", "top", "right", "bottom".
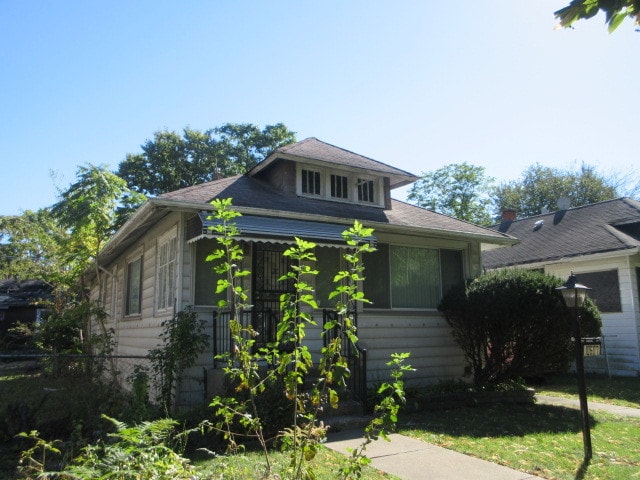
{"left": 91, "top": 137, "right": 516, "bottom": 406}
{"left": 0, "top": 279, "right": 51, "bottom": 351}
{"left": 483, "top": 197, "right": 640, "bottom": 377}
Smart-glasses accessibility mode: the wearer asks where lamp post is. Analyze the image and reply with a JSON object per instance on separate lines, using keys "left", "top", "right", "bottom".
{"left": 556, "top": 273, "right": 592, "bottom": 461}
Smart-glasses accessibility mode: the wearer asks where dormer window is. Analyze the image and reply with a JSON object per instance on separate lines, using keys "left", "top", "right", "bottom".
{"left": 302, "top": 169, "right": 321, "bottom": 195}
{"left": 357, "top": 178, "right": 375, "bottom": 203}
{"left": 298, "top": 164, "right": 383, "bottom": 207}
{"left": 330, "top": 174, "right": 348, "bottom": 199}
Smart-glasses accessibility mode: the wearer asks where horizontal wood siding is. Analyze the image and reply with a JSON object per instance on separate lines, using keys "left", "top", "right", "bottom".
{"left": 357, "top": 312, "right": 466, "bottom": 388}
{"left": 545, "top": 254, "right": 640, "bottom": 376}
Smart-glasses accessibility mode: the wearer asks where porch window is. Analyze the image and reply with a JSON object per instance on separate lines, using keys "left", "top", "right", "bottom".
{"left": 315, "top": 246, "right": 341, "bottom": 308}
{"left": 125, "top": 256, "right": 142, "bottom": 316}
{"left": 330, "top": 174, "right": 348, "bottom": 199}
{"left": 194, "top": 238, "right": 227, "bottom": 307}
{"left": 301, "top": 169, "right": 321, "bottom": 195}
{"left": 156, "top": 233, "right": 177, "bottom": 312}
{"left": 363, "top": 244, "right": 463, "bottom": 309}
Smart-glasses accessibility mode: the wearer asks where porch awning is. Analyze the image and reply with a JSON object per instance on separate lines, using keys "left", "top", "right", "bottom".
{"left": 192, "top": 213, "right": 375, "bottom": 246}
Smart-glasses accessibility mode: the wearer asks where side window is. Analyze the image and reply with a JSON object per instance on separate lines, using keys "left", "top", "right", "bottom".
{"left": 330, "top": 174, "right": 348, "bottom": 199}
{"left": 125, "top": 257, "right": 142, "bottom": 316}
{"left": 575, "top": 270, "right": 621, "bottom": 313}
{"left": 156, "top": 233, "right": 177, "bottom": 312}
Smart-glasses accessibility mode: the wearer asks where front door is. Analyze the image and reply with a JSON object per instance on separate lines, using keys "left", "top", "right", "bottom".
{"left": 251, "top": 243, "right": 294, "bottom": 346}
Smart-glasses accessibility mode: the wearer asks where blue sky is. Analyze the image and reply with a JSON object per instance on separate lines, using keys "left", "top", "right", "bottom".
{"left": 1, "top": 1, "right": 638, "bottom": 215}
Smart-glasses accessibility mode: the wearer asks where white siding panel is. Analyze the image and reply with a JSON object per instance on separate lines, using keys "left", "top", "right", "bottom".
{"left": 545, "top": 255, "right": 640, "bottom": 376}
{"left": 358, "top": 312, "right": 466, "bottom": 388}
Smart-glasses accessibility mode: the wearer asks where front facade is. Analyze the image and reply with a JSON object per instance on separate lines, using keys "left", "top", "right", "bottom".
{"left": 92, "top": 138, "right": 516, "bottom": 406}
{"left": 483, "top": 198, "right": 640, "bottom": 377}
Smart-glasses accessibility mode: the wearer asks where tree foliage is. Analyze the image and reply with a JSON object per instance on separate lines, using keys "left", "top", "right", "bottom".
{"left": 117, "top": 123, "right": 296, "bottom": 196}
{"left": 51, "top": 164, "right": 139, "bottom": 288}
{"left": 492, "top": 162, "right": 618, "bottom": 219}
{"left": 0, "top": 209, "right": 71, "bottom": 286}
{"left": 439, "top": 269, "right": 601, "bottom": 388}
{"left": 407, "top": 163, "right": 495, "bottom": 225}
{"left": 555, "top": 0, "right": 640, "bottom": 32}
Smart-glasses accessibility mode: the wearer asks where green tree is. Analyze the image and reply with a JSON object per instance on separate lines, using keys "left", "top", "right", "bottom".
{"left": 51, "top": 164, "right": 135, "bottom": 289}
{"left": 50, "top": 164, "right": 137, "bottom": 348}
{"left": 117, "top": 123, "right": 296, "bottom": 196}
{"left": 407, "top": 163, "right": 494, "bottom": 225}
{"left": 0, "top": 209, "right": 71, "bottom": 287}
{"left": 555, "top": 0, "right": 640, "bottom": 32}
{"left": 492, "top": 162, "right": 618, "bottom": 219}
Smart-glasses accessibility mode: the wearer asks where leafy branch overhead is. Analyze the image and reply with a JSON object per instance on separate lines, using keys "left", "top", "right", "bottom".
{"left": 555, "top": 0, "right": 640, "bottom": 32}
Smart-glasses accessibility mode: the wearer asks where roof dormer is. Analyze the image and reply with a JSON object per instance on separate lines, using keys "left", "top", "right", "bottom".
{"left": 249, "top": 137, "right": 418, "bottom": 208}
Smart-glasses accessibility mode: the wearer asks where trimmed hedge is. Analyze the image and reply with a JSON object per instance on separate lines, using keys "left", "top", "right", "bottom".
{"left": 439, "top": 269, "right": 601, "bottom": 388}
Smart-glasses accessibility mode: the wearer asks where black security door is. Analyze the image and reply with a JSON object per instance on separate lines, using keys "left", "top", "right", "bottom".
{"left": 251, "top": 243, "right": 294, "bottom": 346}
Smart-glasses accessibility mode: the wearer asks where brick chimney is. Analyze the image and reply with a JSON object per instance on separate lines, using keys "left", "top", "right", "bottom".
{"left": 502, "top": 209, "right": 517, "bottom": 222}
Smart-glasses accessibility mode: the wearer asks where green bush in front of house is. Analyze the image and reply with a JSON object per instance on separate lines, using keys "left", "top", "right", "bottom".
{"left": 439, "top": 269, "right": 601, "bottom": 388}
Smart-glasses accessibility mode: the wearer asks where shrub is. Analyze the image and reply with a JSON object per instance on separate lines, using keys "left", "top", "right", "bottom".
{"left": 439, "top": 269, "right": 601, "bottom": 388}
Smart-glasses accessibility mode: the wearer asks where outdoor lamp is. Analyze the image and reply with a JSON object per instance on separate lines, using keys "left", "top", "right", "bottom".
{"left": 556, "top": 273, "right": 592, "bottom": 461}
{"left": 557, "top": 274, "right": 590, "bottom": 309}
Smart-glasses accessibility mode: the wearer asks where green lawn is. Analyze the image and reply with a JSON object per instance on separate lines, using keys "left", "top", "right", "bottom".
{"left": 399, "top": 375, "right": 640, "bottom": 480}
{"left": 2, "top": 362, "right": 638, "bottom": 480}
{"left": 536, "top": 373, "right": 640, "bottom": 408}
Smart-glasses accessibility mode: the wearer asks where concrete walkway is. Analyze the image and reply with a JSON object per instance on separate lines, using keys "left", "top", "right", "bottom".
{"left": 324, "top": 396, "right": 640, "bottom": 480}
{"left": 535, "top": 394, "right": 640, "bottom": 417}
{"left": 325, "top": 429, "right": 544, "bottom": 480}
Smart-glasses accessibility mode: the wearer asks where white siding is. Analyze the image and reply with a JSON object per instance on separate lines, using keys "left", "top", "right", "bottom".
{"left": 544, "top": 253, "right": 640, "bottom": 376}
{"left": 357, "top": 312, "right": 466, "bottom": 388}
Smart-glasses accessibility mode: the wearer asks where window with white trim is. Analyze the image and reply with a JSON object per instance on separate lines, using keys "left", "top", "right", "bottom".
{"left": 330, "top": 174, "right": 349, "bottom": 199}
{"left": 125, "top": 256, "right": 142, "bottom": 315}
{"left": 298, "top": 166, "right": 383, "bottom": 206}
{"left": 363, "top": 244, "right": 463, "bottom": 309}
{"left": 156, "top": 233, "right": 177, "bottom": 312}
{"left": 357, "top": 178, "right": 375, "bottom": 203}
{"left": 301, "top": 169, "right": 321, "bottom": 195}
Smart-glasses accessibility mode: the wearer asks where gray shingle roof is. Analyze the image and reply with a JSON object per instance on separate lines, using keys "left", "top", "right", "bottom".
{"left": 483, "top": 197, "right": 640, "bottom": 269}
{"left": 158, "top": 173, "right": 513, "bottom": 241}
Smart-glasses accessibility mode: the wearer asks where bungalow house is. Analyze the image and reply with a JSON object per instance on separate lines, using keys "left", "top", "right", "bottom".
{"left": 482, "top": 197, "right": 640, "bottom": 377}
{"left": 91, "top": 137, "right": 516, "bottom": 407}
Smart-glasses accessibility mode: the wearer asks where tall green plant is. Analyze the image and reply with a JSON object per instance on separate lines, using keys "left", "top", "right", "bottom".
{"left": 206, "top": 199, "right": 411, "bottom": 480}
{"left": 206, "top": 197, "right": 277, "bottom": 474}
